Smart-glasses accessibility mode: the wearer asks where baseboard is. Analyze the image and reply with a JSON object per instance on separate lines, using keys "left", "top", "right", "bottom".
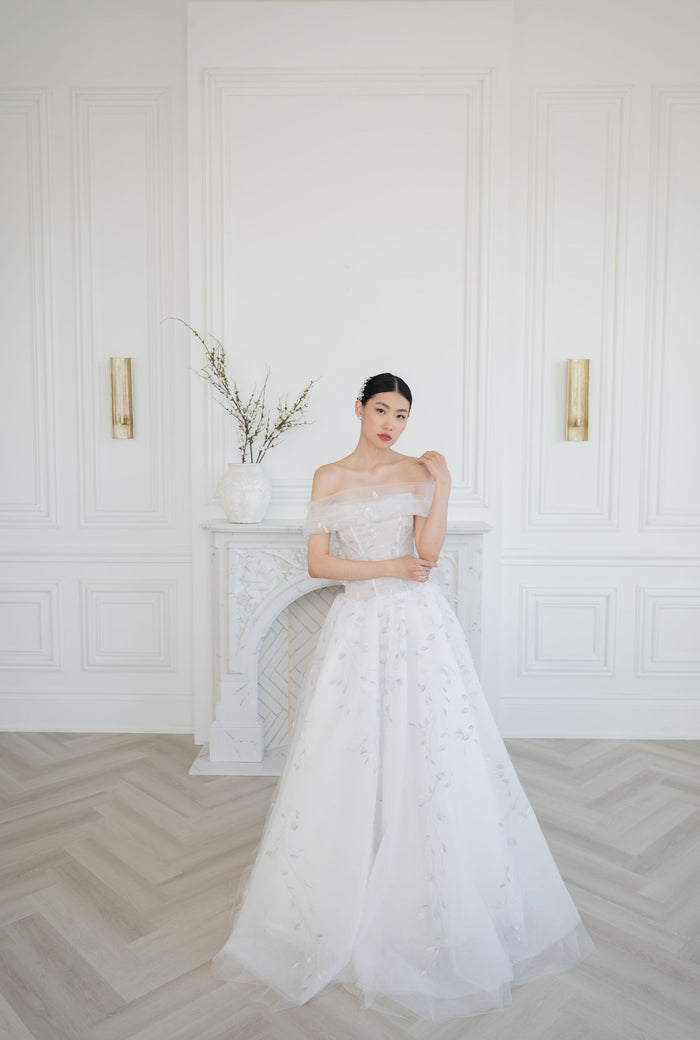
{"left": 2, "top": 693, "right": 697, "bottom": 740}
{"left": 499, "top": 696, "right": 700, "bottom": 739}
{"left": 0, "top": 694, "right": 194, "bottom": 733}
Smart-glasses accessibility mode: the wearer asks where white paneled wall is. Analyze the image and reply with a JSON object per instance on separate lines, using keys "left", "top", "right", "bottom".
{"left": 499, "top": 0, "right": 700, "bottom": 737}
{"left": 0, "top": 0, "right": 698, "bottom": 739}
{"left": 0, "top": 0, "right": 192, "bottom": 732}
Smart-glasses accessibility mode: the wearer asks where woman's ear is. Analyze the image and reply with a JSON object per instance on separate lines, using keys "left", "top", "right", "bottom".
{"left": 354, "top": 400, "right": 363, "bottom": 420}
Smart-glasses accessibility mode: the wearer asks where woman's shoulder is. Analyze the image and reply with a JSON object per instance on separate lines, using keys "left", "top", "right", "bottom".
{"left": 392, "top": 455, "right": 429, "bottom": 483}
{"left": 310, "top": 461, "right": 349, "bottom": 501}
{"left": 311, "top": 455, "right": 429, "bottom": 500}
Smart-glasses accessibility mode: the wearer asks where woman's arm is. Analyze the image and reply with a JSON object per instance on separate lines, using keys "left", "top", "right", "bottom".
{"left": 307, "top": 532, "right": 436, "bottom": 582}
{"left": 413, "top": 451, "right": 451, "bottom": 562}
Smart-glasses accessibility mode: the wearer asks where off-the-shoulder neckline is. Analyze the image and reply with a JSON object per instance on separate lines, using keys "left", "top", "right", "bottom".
{"left": 310, "top": 480, "right": 434, "bottom": 506}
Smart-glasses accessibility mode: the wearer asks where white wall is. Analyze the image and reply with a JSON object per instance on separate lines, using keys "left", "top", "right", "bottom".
{"left": 500, "top": 0, "right": 700, "bottom": 736}
{"left": 1, "top": 0, "right": 698, "bottom": 739}
{"left": 186, "top": 0, "right": 514, "bottom": 741}
{"left": 0, "top": 0, "right": 193, "bottom": 731}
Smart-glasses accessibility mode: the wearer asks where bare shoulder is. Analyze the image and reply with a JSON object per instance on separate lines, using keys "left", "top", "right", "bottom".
{"left": 393, "top": 454, "right": 430, "bottom": 483}
{"left": 310, "top": 462, "right": 345, "bottom": 500}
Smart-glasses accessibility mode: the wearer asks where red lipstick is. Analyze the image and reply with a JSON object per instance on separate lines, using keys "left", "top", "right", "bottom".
{"left": 379, "top": 434, "right": 391, "bottom": 441}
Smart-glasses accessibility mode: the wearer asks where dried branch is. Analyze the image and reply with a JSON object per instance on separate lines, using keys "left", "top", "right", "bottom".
{"left": 166, "top": 317, "right": 318, "bottom": 463}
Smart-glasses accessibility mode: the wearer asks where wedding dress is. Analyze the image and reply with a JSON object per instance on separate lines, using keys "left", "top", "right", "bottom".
{"left": 212, "top": 482, "right": 593, "bottom": 1020}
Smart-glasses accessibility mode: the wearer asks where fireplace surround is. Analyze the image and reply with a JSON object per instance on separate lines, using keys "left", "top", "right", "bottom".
{"left": 190, "top": 519, "right": 490, "bottom": 775}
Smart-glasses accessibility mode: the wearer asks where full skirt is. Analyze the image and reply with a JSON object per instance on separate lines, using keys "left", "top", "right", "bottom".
{"left": 212, "top": 583, "right": 593, "bottom": 1020}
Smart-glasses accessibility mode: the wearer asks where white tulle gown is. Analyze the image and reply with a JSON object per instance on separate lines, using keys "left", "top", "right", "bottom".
{"left": 212, "top": 482, "right": 594, "bottom": 1020}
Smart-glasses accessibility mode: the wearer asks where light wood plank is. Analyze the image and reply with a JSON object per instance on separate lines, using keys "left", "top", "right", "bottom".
{"left": 0, "top": 734, "right": 698, "bottom": 1040}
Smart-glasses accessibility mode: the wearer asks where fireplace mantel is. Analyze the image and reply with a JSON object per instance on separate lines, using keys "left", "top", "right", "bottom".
{"left": 191, "top": 519, "right": 490, "bottom": 775}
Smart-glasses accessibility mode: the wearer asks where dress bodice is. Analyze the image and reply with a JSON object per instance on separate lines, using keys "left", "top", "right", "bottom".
{"left": 304, "top": 482, "right": 434, "bottom": 599}
{"left": 304, "top": 482, "right": 434, "bottom": 558}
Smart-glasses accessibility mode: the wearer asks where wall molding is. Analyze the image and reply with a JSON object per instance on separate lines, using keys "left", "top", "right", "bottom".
{"left": 522, "top": 86, "right": 629, "bottom": 530}
{"left": 635, "top": 586, "right": 700, "bottom": 677}
{"left": 519, "top": 585, "right": 616, "bottom": 676}
{"left": 641, "top": 87, "right": 700, "bottom": 531}
{"left": 199, "top": 67, "right": 494, "bottom": 509}
{"left": 80, "top": 580, "right": 176, "bottom": 671}
{"left": 73, "top": 88, "right": 174, "bottom": 526}
{"left": 0, "top": 582, "right": 61, "bottom": 670}
{"left": 0, "top": 549, "right": 191, "bottom": 564}
{"left": 501, "top": 552, "right": 700, "bottom": 566}
{"left": 0, "top": 89, "right": 57, "bottom": 526}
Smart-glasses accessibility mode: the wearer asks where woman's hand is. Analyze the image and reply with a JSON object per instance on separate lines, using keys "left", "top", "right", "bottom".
{"left": 390, "top": 555, "right": 437, "bottom": 582}
{"left": 418, "top": 450, "right": 451, "bottom": 487}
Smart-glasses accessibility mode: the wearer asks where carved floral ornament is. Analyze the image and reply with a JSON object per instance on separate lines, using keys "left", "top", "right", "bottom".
{"left": 230, "top": 547, "right": 312, "bottom": 645}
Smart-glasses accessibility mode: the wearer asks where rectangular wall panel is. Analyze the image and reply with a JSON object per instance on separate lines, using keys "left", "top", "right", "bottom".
{"left": 636, "top": 587, "right": 700, "bottom": 676}
{"left": 642, "top": 88, "right": 700, "bottom": 530}
{"left": 519, "top": 585, "right": 616, "bottom": 675}
{"left": 74, "top": 90, "right": 173, "bottom": 525}
{"left": 523, "top": 88, "right": 628, "bottom": 529}
{"left": 200, "top": 69, "right": 493, "bottom": 510}
{"left": 0, "top": 583, "right": 61, "bottom": 669}
{"left": 81, "top": 580, "right": 176, "bottom": 670}
{"left": 0, "top": 90, "right": 56, "bottom": 525}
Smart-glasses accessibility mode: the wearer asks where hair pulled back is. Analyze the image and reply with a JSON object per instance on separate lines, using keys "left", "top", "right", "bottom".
{"left": 357, "top": 372, "right": 413, "bottom": 410}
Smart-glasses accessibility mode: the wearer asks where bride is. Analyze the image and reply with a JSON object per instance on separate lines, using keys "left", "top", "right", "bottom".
{"left": 213, "top": 372, "right": 594, "bottom": 1021}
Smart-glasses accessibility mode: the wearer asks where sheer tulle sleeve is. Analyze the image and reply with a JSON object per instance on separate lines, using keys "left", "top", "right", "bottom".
{"left": 303, "top": 481, "right": 434, "bottom": 538}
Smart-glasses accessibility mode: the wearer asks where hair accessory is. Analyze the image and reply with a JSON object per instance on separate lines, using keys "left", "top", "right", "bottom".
{"left": 357, "top": 377, "right": 368, "bottom": 402}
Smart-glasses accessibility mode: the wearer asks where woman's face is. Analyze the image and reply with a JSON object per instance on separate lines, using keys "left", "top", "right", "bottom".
{"left": 355, "top": 391, "right": 410, "bottom": 448}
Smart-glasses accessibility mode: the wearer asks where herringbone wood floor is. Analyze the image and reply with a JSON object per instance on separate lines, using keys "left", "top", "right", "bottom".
{"left": 0, "top": 734, "right": 698, "bottom": 1040}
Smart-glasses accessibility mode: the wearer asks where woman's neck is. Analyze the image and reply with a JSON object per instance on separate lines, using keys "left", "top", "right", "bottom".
{"left": 344, "top": 441, "right": 401, "bottom": 475}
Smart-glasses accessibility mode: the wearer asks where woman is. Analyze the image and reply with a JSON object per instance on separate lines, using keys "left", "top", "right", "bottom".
{"left": 213, "top": 373, "right": 593, "bottom": 1021}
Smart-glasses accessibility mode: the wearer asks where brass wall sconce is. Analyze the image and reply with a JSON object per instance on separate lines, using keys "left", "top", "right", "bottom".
{"left": 566, "top": 359, "right": 589, "bottom": 441}
{"left": 110, "top": 357, "right": 134, "bottom": 439}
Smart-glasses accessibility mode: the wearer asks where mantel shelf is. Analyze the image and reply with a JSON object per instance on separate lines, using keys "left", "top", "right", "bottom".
{"left": 202, "top": 518, "right": 493, "bottom": 535}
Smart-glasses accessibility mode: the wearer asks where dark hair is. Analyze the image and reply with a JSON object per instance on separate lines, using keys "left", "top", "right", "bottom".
{"left": 357, "top": 372, "right": 413, "bottom": 410}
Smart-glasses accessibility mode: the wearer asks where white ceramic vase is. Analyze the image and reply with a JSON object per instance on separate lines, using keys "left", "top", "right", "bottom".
{"left": 217, "top": 463, "right": 272, "bottom": 523}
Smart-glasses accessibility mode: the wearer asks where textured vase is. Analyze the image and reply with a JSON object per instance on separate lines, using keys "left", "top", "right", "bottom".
{"left": 217, "top": 463, "right": 272, "bottom": 523}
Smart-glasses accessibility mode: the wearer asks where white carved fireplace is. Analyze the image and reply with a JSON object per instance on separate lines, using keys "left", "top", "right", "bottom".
{"left": 191, "top": 519, "right": 490, "bottom": 775}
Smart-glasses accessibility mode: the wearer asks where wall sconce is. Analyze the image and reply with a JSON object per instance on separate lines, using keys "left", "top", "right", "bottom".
{"left": 110, "top": 357, "right": 134, "bottom": 439}
{"left": 566, "top": 359, "right": 589, "bottom": 441}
